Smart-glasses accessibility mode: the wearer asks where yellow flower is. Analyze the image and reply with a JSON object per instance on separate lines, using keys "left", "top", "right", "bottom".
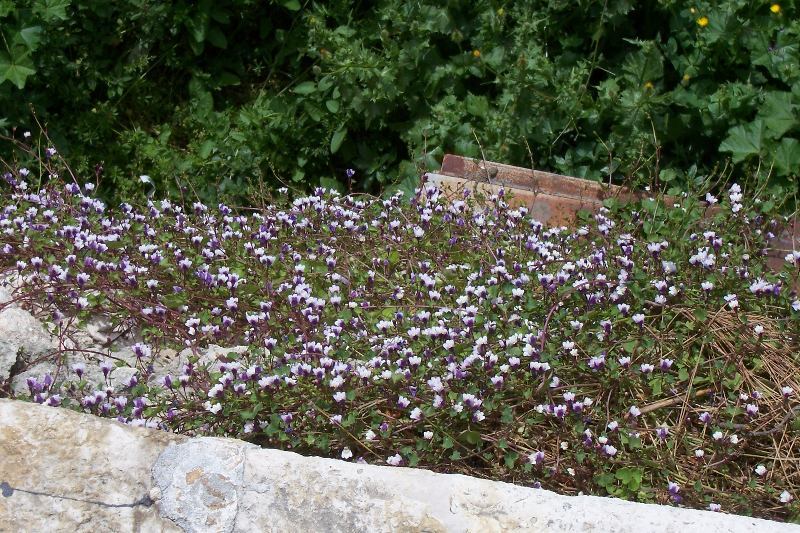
{"left": 697, "top": 16, "right": 709, "bottom": 27}
{"left": 472, "top": 49, "right": 481, "bottom": 58}
{"left": 770, "top": 4, "right": 781, "bottom": 13}
{"left": 644, "top": 81, "right": 654, "bottom": 90}
{"left": 682, "top": 73, "right": 691, "bottom": 83}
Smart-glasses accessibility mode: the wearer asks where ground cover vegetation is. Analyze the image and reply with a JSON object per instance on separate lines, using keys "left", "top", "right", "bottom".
{"left": 1, "top": 0, "right": 799, "bottom": 206}
{"left": 1, "top": 151, "right": 800, "bottom": 522}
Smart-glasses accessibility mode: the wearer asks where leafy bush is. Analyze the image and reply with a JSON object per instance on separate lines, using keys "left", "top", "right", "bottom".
{"left": 1, "top": 153, "right": 799, "bottom": 521}
{"left": 1, "top": 1, "right": 799, "bottom": 205}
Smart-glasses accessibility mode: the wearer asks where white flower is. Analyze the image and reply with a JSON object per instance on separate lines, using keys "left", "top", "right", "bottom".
{"left": 423, "top": 431, "right": 434, "bottom": 440}
{"left": 386, "top": 453, "right": 403, "bottom": 466}
{"left": 364, "top": 429, "right": 376, "bottom": 441}
{"left": 780, "top": 491, "right": 793, "bottom": 503}
{"left": 712, "top": 431, "right": 724, "bottom": 441}
{"left": 755, "top": 464, "right": 767, "bottom": 476}
{"left": 410, "top": 407, "right": 423, "bottom": 421}
{"left": 204, "top": 401, "right": 222, "bottom": 414}
{"left": 139, "top": 175, "right": 152, "bottom": 184}
{"left": 695, "top": 449, "right": 705, "bottom": 458}
{"left": 729, "top": 434, "right": 739, "bottom": 445}
{"left": 341, "top": 447, "right": 353, "bottom": 460}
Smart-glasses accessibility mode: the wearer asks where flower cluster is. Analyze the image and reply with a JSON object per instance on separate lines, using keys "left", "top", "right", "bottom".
{"left": 1, "top": 170, "right": 799, "bottom": 521}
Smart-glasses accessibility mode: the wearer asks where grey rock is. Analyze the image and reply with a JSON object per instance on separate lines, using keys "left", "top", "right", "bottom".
{"left": 0, "top": 304, "right": 56, "bottom": 383}
{"left": 152, "top": 438, "right": 255, "bottom": 533}
{"left": 0, "top": 399, "right": 185, "bottom": 533}
{"left": 2, "top": 398, "right": 799, "bottom": 533}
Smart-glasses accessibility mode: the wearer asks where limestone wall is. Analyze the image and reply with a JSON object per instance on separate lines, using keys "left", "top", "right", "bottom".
{"left": 1, "top": 399, "right": 798, "bottom": 533}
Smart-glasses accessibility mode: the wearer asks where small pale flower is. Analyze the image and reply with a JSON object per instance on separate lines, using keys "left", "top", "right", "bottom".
{"left": 386, "top": 453, "right": 403, "bottom": 466}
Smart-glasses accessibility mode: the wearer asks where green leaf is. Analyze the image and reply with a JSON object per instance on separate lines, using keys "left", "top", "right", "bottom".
{"left": 282, "top": 0, "right": 301, "bottom": 10}
{"left": 622, "top": 340, "right": 637, "bottom": 353}
{"left": 293, "top": 81, "right": 316, "bottom": 95}
{"left": 465, "top": 94, "right": 489, "bottom": 117}
{"left": 325, "top": 99, "right": 340, "bottom": 113}
{"left": 330, "top": 127, "right": 346, "bottom": 154}
{"left": 319, "top": 177, "right": 344, "bottom": 193}
{"left": 0, "top": 53, "right": 36, "bottom": 89}
{"left": 759, "top": 92, "right": 796, "bottom": 139}
{"left": 33, "top": 0, "right": 71, "bottom": 21}
{"left": 206, "top": 26, "right": 228, "bottom": 49}
{"left": 504, "top": 451, "right": 518, "bottom": 469}
{"left": 719, "top": 120, "right": 764, "bottom": 163}
{"left": 0, "top": 0, "right": 14, "bottom": 17}
{"left": 18, "top": 26, "right": 44, "bottom": 50}
{"left": 773, "top": 138, "right": 800, "bottom": 177}
{"left": 462, "top": 430, "right": 482, "bottom": 445}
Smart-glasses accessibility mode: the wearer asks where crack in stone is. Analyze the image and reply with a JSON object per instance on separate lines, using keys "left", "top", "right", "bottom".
{"left": 0, "top": 480, "right": 153, "bottom": 509}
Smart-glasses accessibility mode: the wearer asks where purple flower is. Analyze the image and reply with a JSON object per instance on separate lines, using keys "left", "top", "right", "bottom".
{"left": 528, "top": 451, "right": 545, "bottom": 465}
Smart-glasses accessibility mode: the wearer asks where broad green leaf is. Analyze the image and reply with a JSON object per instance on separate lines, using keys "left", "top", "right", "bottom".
{"left": 293, "top": 81, "right": 316, "bottom": 95}
{"left": 330, "top": 127, "right": 346, "bottom": 153}
{"left": 465, "top": 94, "right": 489, "bottom": 117}
{"left": 206, "top": 26, "right": 228, "bottom": 49}
{"left": 758, "top": 92, "right": 796, "bottom": 139}
{"left": 17, "top": 26, "right": 44, "bottom": 50}
{"left": 621, "top": 41, "right": 663, "bottom": 85}
{"left": 719, "top": 120, "right": 764, "bottom": 163}
{"left": 283, "top": 0, "right": 301, "bottom": 11}
{"left": 0, "top": 0, "right": 14, "bottom": 17}
{"left": 773, "top": 138, "right": 800, "bottom": 176}
{"left": 0, "top": 53, "right": 36, "bottom": 89}
{"left": 325, "top": 99, "right": 340, "bottom": 113}
{"left": 33, "top": 0, "right": 71, "bottom": 21}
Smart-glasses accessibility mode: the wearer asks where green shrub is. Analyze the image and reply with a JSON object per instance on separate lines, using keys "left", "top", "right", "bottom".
{"left": 1, "top": 1, "right": 798, "bottom": 204}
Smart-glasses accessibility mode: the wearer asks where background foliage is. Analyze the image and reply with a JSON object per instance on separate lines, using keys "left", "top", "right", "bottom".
{"left": 1, "top": 0, "right": 798, "bottom": 204}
